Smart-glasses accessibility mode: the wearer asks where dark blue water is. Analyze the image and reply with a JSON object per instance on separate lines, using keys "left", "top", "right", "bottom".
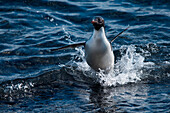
{"left": 0, "top": 0, "right": 170, "bottom": 112}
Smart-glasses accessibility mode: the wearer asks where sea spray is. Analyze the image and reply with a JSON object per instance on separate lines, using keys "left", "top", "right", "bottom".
{"left": 73, "top": 45, "right": 145, "bottom": 86}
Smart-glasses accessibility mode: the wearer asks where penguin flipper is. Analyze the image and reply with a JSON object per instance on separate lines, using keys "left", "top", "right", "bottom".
{"left": 50, "top": 42, "right": 85, "bottom": 51}
{"left": 110, "top": 26, "right": 130, "bottom": 43}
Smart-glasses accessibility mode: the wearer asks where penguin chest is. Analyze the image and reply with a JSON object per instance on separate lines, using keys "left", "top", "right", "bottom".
{"left": 85, "top": 39, "right": 114, "bottom": 71}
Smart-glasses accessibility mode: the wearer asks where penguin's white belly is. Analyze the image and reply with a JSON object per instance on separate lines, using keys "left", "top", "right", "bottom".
{"left": 85, "top": 39, "right": 114, "bottom": 71}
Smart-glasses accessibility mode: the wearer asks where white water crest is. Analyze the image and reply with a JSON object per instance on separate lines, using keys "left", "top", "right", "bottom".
{"left": 74, "top": 45, "right": 145, "bottom": 86}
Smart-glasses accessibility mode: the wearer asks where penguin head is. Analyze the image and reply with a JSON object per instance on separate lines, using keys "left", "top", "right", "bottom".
{"left": 91, "top": 16, "right": 105, "bottom": 31}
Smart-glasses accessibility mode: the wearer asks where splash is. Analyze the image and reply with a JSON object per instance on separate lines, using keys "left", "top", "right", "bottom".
{"left": 2, "top": 82, "right": 35, "bottom": 101}
{"left": 73, "top": 45, "right": 145, "bottom": 86}
{"left": 98, "top": 45, "right": 144, "bottom": 86}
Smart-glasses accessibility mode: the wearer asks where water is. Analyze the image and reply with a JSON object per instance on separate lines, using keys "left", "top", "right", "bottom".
{"left": 0, "top": 0, "right": 170, "bottom": 112}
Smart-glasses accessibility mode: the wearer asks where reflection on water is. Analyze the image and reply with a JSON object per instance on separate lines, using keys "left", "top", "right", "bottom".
{"left": 90, "top": 84, "right": 149, "bottom": 112}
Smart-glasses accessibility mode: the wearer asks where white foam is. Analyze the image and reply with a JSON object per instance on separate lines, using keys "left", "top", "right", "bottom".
{"left": 167, "top": 73, "right": 170, "bottom": 77}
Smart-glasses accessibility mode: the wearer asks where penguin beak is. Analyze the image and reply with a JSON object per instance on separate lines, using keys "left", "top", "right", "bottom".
{"left": 91, "top": 20, "right": 97, "bottom": 24}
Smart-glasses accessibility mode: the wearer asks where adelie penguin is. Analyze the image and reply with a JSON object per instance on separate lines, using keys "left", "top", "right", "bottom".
{"left": 51, "top": 16, "right": 129, "bottom": 72}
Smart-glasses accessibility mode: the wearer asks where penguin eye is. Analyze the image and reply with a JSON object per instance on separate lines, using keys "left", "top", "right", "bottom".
{"left": 97, "top": 18, "right": 102, "bottom": 23}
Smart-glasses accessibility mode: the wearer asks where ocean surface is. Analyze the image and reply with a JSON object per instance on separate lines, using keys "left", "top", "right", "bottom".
{"left": 0, "top": 0, "right": 170, "bottom": 112}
